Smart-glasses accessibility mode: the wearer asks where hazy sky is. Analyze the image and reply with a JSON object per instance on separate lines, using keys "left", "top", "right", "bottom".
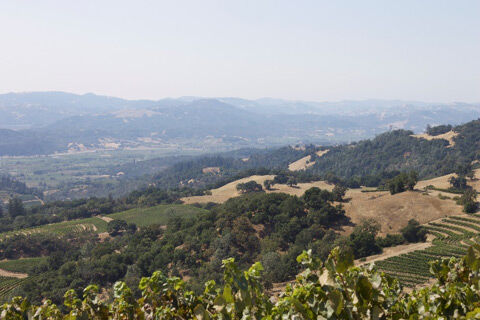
{"left": 0, "top": 1, "right": 479, "bottom": 102}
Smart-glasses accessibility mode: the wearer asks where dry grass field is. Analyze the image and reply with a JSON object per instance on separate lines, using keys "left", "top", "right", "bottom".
{"left": 181, "top": 175, "right": 334, "bottom": 204}
{"left": 183, "top": 172, "right": 467, "bottom": 236}
{"left": 288, "top": 149, "right": 329, "bottom": 171}
{"left": 411, "top": 130, "right": 458, "bottom": 147}
{"left": 341, "top": 189, "right": 462, "bottom": 236}
{"left": 416, "top": 173, "right": 455, "bottom": 189}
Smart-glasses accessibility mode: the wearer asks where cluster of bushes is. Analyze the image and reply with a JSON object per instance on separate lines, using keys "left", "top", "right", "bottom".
{"left": 426, "top": 124, "right": 453, "bottom": 136}
{"left": 386, "top": 171, "right": 418, "bottom": 194}
{"left": 236, "top": 181, "right": 263, "bottom": 193}
{"left": 338, "top": 218, "right": 426, "bottom": 259}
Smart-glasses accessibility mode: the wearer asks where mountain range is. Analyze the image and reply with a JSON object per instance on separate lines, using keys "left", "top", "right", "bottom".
{"left": 0, "top": 91, "right": 479, "bottom": 156}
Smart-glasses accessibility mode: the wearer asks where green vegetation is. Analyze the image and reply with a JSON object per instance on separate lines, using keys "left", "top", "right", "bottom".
{"left": 0, "top": 277, "right": 30, "bottom": 303}
{"left": 0, "top": 216, "right": 107, "bottom": 240}
{"left": 236, "top": 180, "right": 263, "bottom": 193}
{"left": 310, "top": 120, "right": 480, "bottom": 186}
{"left": 458, "top": 189, "right": 478, "bottom": 213}
{"left": 4, "top": 246, "right": 480, "bottom": 318}
{"left": 400, "top": 219, "right": 427, "bottom": 243}
{"left": 373, "top": 215, "right": 480, "bottom": 287}
{"left": 387, "top": 171, "right": 418, "bottom": 194}
{"left": 7, "top": 189, "right": 347, "bottom": 305}
{"left": 0, "top": 257, "right": 47, "bottom": 274}
{"left": 108, "top": 204, "right": 208, "bottom": 227}
{"left": 426, "top": 124, "right": 453, "bottom": 136}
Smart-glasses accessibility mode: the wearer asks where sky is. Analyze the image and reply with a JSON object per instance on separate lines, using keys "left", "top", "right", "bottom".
{"left": 0, "top": 1, "right": 479, "bottom": 102}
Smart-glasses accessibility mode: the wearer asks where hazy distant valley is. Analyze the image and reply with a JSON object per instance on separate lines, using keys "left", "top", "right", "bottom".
{"left": 1, "top": 92, "right": 480, "bottom": 157}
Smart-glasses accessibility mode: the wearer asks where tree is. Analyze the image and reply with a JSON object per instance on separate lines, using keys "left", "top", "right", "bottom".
{"left": 286, "top": 177, "right": 297, "bottom": 187}
{"left": 387, "top": 171, "right": 418, "bottom": 194}
{"left": 401, "top": 219, "right": 426, "bottom": 243}
{"left": 332, "top": 184, "right": 347, "bottom": 202}
{"left": 349, "top": 218, "right": 381, "bottom": 258}
{"left": 8, "top": 197, "right": 26, "bottom": 218}
{"left": 236, "top": 181, "right": 263, "bottom": 194}
{"left": 449, "top": 175, "right": 468, "bottom": 191}
{"left": 459, "top": 189, "right": 478, "bottom": 213}
{"left": 303, "top": 187, "right": 334, "bottom": 209}
{"left": 263, "top": 180, "right": 273, "bottom": 191}
{"left": 107, "top": 219, "right": 129, "bottom": 236}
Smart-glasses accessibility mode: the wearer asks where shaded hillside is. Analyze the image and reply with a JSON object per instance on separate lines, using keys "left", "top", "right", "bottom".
{"left": 308, "top": 120, "right": 480, "bottom": 181}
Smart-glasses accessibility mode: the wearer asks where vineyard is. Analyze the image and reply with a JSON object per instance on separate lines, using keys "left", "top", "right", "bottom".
{"left": 0, "top": 276, "right": 30, "bottom": 302}
{"left": 0, "top": 257, "right": 47, "bottom": 274}
{"left": 0, "top": 216, "right": 108, "bottom": 240}
{"left": 374, "top": 214, "right": 480, "bottom": 288}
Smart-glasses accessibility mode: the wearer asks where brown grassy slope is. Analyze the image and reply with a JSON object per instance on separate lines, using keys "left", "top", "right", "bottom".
{"left": 182, "top": 174, "right": 463, "bottom": 236}
{"left": 341, "top": 189, "right": 462, "bottom": 236}
{"left": 288, "top": 149, "right": 330, "bottom": 171}
{"left": 411, "top": 130, "right": 458, "bottom": 147}
{"left": 181, "top": 175, "right": 333, "bottom": 204}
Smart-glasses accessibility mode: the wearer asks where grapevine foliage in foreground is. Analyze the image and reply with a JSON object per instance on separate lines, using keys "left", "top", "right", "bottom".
{"left": 4, "top": 246, "right": 480, "bottom": 319}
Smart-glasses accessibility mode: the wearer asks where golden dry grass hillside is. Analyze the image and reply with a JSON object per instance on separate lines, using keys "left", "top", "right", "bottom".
{"left": 181, "top": 175, "right": 334, "bottom": 204}
{"left": 182, "top": 172, "right": 470, "bottom": 236}
{"left": 411, "top": 130, "right": 458, "bottom": 147}
{"left": 288, "top": 149, "right": 329, "bottom": 171}
{"left": 341, "top": 189, "right": 462, "bottom": 236}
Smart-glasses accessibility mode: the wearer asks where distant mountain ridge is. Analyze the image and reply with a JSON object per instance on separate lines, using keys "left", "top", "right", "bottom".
{"left": 0, "top": 92, "right": 479, "bottom": 156}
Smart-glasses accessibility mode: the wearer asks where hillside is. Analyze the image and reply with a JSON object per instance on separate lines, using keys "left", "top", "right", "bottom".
{"left": 1, "top": 119, "right": 480, "bottom": 307}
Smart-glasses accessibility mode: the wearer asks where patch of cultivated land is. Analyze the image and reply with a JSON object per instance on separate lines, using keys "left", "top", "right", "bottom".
{"left": 355, "top": 235, "right": 435, "bottom": 266}
{"left": 411, "top": 130, "right": 458, "bottom": 147}
{"left": 0, "top": 217, "right": 108, "bottom": 240}
{"left": 181, "top": 175, "right": 334, "bottom": 204}
{"left": 0, "top": 257, "right": 46, "bottom": 275}
{"left": 288, "top": 149, "right": 329, "bottom": 171}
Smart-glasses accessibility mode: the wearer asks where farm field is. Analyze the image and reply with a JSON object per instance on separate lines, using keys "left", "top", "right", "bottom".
{"left": 0, "top": 216, "right": 108, "bottom": 240}
{"left": 0, "top": 257, "right": 47, "bottom": 274}
{"left": 369, "top": 214, "right": 480, "bottom": 288}
{"left": 0, "top": 276, "right": 30, "bottom": 302}
{"left": 0, "top": 203, "right": 208, "bottom": 241}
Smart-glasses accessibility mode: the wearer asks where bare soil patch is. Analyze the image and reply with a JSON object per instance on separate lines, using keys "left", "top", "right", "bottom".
{"left": 355, "top": 240, "right": 433, "bottom": 267}
{"left": 0, "top": 268, "right": 28, "bottom": 279}
{"left": 98, "top": 216, "right": 114, "bottom": 223}
{"left": 202, "top": 167, "right": 221, "bottom": 174}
